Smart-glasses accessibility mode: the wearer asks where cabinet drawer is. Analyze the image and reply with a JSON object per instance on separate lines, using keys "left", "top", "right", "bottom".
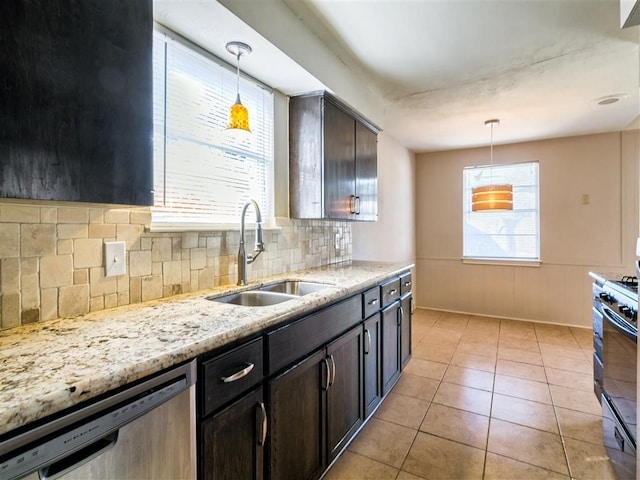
{"left": 381, "top": 278, "right": 401, "bottom": 307}
{"left": 400, "top": 272, "right": 412, "bottom": 296}
{"left": 267, "top": 295, "right": 361, "bottom": 375}
{"left": 202, "top": 338, "right": 264, "bottom": 417}
{"left": 362, "top": 286, "right": 382, "bottom": 319}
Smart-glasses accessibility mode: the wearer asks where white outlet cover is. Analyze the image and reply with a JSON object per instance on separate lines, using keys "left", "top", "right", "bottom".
{"left": 104, "top": 241, "right": 126, "bottom": 277}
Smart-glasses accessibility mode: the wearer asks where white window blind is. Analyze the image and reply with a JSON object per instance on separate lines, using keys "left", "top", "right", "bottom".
{"left": 463, "top": 162, "right": 540, "bottom": 261}
{"left": 152, "top": 29, "right": 274, "bottom": 228}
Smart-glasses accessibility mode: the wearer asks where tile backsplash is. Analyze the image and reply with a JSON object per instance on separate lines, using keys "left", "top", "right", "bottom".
{"left": 0, "top": 201, "right": 352, "bottom": 330}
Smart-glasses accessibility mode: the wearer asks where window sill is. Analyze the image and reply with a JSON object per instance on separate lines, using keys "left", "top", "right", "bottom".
{"left": 462, "top": 257, "right": 541, "bottom": 267}
{"left": 149, "top": 222, "right": 281, "bottom": 233}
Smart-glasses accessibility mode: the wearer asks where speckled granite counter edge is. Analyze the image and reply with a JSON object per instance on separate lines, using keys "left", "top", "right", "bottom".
{"left": 0, "top": 261, "right": 414, "bottom": 437}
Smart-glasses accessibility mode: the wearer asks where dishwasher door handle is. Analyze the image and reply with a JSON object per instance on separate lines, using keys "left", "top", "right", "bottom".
{"left": 39, "top": 431, "right": 119, "bottom": 480}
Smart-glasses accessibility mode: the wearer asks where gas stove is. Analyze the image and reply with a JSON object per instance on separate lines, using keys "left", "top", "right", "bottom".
{"left": 609, "top": 275, "right": 638, "bottom": 301}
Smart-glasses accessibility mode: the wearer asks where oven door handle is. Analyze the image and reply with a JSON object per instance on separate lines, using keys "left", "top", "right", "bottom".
{"left": 603, "top": 305, "right": 637, "bottom": 342}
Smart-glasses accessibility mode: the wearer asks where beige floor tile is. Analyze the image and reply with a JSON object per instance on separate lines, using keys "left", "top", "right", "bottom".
{"left": 374, "top": 392, "right": 430, "bottom": 429}
{"left": 493, "top": 374, "right": 552, "bottom": 404}
{"left": 484, "top": 452, "right": 570, "bottom": 480}
{"left": 542, "top": 353, "right": 592, "bottom": 375}
{"left": 404, "top": 357, "right": 448, "bottom": 381}
{"left": 497, "top": 346, "right": 543, "bottom": 365}
{"left": 420, "top": 403, "right": 489, "bottom": 449}
{"left": 536, "top": 334, "right": 580, "bottom": 348}
{"left": 433, "top": 382, "right": 492, "bottom": 416}
{"left": 487, "top": 419, "right": 569, "bottom": 476}
{"left": 348, "top": 417, "right": 416, "bottom": 468}
{"left": 491, "top": 393, "right": 559, "bottom": 434}
{"left": 549, "top": 384, "right": 602, "bottom": 415}
{"left": 563, "top": 437, "right": 618, "bottom": 480}
{"left": 545, "top": 367, "right": 594, "bottom": 392}
{"left": 323, "top": 451, "right": 399, "bottom": 480}
{"left": 455, "top": 340, "right": 498, "bottom": 358}
{"left": 396, "top": 471, "right": 427, "bottom": 480}
{"left": 412, "top": 342, "right": 456, "bottom": 364}
{"left": 570, "top": 327, "right": 595, "bottom": 350}
{"left": 499, "top": 322, "right": 537, "bottom": 341}
{"left": 423, "top": 327, "right": 463, "bottom": 346}
{"left": 555, "top": 407, "right": 604, "bottom": 445}
{"left": 402, "top": 432, "right": 485, "bottom": 480}
{"left": 442, "top": 365, "right": 494, "bottom": 391}
{"left": 539, "top": 341, "right": 588, "bottom": 360}
{"left": 450, "top": 351, "right": 496, "bottom": 373}
{"left": 392, "top": 372, "right": 440, "bottom": 401}
{"left": 495, "top": 358, "right": 547, "bottom": 382}
{"left": 498, "top": 336, "right": 540, "bottom": 353}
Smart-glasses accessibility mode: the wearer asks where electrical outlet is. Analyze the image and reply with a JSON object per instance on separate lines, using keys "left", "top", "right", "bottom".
{"left": 335, "top": 233, "right": 341, "bottom": 249}
{"left": 104, "top": 241, "right": 126, "bottom": 277}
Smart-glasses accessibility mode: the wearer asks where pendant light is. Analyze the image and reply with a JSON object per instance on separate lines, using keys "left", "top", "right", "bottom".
{"left": 471, "top": 119, "right": 513, "bottom": 212}
{"left": 225, "top": 41, "right": 252, "bottom": 136}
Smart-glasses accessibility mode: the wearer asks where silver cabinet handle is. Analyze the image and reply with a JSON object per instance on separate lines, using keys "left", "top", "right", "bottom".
{"left": 388, "top": 288, "right": 398, "bottom": 295}
{"left": 349, "top": 195, "right": 356, "bottom": 214}
{"left": 322, "top": 358, "right": 331, "bottom": 391}
{"left": 355, "top": 196, "right": 361, "bottom": 215}
{"left": 398, "top": 306, "right": 404, "bottom": 327}
{"left": 221, "top": 363, "right": 254, "bottom": 383}
{"left": 328, "top": 354, "right": 336, "bottom": 387}
{"left": 257, "top": 402, "right": 267, "bottom": 446}
{"left": 404, "top": 281, "right": 412, "bottom": 288}
{"left": 364, "top": 329, "right": 371, "bottom": 354}
{"left": 368, "top": 298, "right": 378, "bottom": 306}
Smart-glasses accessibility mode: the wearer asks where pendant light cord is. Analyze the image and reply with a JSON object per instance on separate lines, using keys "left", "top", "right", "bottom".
{"left": 235, "top": 53, "right": 241, "bottom": 103}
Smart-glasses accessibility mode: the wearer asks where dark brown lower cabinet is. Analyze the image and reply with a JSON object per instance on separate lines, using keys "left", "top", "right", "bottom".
{"left": 327, "top": 326, "right": 364, "bottom": 461}
{"left": 202, "top": 387, "right": 266, "bottom": 480}
{"left": 268, "top": 349, "right": 326, "bottom": 480}
{"left": 267, "top": 325, "right": 364, "bottom": 480}
{"left": 363, "top": 313, "right": 382, "bottom": 418}
{"left": 400, "top": 295, "right": 412, "bottom": 368}
{"left": 381, "top": 304, "right": 401, "bottom": 395}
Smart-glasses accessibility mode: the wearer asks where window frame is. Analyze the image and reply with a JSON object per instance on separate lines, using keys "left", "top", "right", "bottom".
{"left": 462, "top": 160, "right": 541, "bottom": 265}
{"left": 150, "top": 24, "right": 275, "bottom": 232}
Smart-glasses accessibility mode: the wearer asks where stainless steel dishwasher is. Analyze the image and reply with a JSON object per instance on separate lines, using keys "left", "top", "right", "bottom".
{"left": 0, "top": 360, "right": 196, "bottom": 480}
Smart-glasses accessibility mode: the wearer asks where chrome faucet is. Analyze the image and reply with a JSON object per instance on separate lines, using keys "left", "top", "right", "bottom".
{"left": 237, "top": 200, "right": 265, "bottom": 286}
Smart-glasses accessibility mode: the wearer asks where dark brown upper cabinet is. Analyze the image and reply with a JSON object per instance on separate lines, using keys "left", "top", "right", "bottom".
{"left": 0, "top": 0, "right": 154, "bottom": 206}
{"left": 289, "top": 92, "right": 379, "bottom": 221}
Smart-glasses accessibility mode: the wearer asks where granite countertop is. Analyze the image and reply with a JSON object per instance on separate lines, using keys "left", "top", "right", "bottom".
{"left": 0, "top": 260, "right": 413, "bottom": 437}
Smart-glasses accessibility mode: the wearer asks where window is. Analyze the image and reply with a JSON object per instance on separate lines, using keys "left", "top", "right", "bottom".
{"left": 463, "top": 162, "right": 540, "bottom": 262}
{"left": 152, "top": 28, "right": 274, "bottom": 229}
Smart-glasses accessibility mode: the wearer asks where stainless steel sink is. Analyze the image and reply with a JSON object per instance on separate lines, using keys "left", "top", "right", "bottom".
{"left": 209, "top": 290, "right": 297, "bottom": 307}
{"left": 258, "top": 280, "right": 330, "bottom": 296}
{"left": 207, "top": 280, "right": 331, "bottom": 307}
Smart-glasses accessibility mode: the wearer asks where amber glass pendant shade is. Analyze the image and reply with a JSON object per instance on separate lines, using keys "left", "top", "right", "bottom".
{"left": 471, "top": 184, "right": 513, "bottom": 211}
{"left": 227, "top": 94, "right": 251, "bottom": 133}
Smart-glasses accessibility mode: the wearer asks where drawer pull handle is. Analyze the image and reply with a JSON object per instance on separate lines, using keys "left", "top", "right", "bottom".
{"left": 221, "top": 363, "right": 254, "bottom": 383}
{"left": 368, "top": 298, "right": 378, "bottom": 306}
{"left": 388, "top": 288, "right": 398, "bottom": 295}
{"left": 404, "top": 281, "right": 411, "bottom": 287}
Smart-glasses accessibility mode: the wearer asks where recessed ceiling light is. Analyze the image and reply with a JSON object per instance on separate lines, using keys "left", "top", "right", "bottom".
{"left": 596, "top": 94, "right": 627, "bottom": 105}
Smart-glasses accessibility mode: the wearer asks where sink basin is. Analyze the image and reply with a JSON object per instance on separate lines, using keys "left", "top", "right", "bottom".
{"left": 258, "top": 281, "right": 330, "bottom": 296}
{"left": 209, "top": 291, "right": 297, "bottom": 307}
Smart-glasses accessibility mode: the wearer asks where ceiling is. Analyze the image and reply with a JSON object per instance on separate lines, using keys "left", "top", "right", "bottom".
{"left": 155, "top": 0, "right": 640, "bottom": 152}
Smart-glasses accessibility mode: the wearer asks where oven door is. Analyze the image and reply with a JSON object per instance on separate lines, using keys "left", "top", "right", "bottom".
{"left": 603, "top": 394, "right": 636, "bottom": 480}
{"left": 602, "top": 304, "right": 637, "bottom": 441}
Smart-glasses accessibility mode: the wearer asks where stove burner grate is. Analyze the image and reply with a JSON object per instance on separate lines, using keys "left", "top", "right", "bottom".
{"left": 616, "top": 276, "right": 638, "bottom": 293}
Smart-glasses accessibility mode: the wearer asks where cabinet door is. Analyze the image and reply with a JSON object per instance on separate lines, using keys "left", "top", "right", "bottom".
{"left": 268, "top": 350, "right": 327, "bottom": 480}
{"left": 363, "top": 313, "right": 382, "bottom": 418}
{"left": 381, "top": 303, "right": 401, "bottom": 395}
{"left": 0, "top": 0, "right": 153, "bottom": 205}
{"left": 202, "top": 387, "right": 266, "bottom": 480}
{"left": 400, "top": 295, "right": 412, "bottom": 368}
{"left": 326, "top": 325, "right": 364, "bottom": 461}
{"left": 323, "top": 100, "right": 356, "bottom": 220}
{"left": 354, "top": 122, "right": 378, "bottom": 221}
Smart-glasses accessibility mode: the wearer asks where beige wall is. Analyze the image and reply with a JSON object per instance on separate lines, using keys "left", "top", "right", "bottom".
{"left": 415, "top": 131, "right": 639, "bottom": 327}
{"left": 352, "top": 132, "right": 416, "bottom": 263}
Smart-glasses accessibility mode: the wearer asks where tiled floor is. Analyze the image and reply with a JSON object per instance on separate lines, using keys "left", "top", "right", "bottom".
{"left": 324, "top": 308, "right": 616, "bottom": 480}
